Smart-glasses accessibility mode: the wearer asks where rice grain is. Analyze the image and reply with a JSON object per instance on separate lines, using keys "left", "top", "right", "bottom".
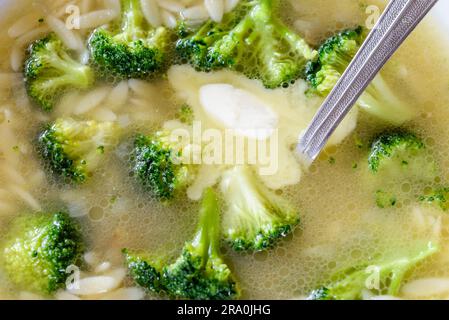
{"left": 161, "top": 10, "right": 178, "bottom": 29}
{"left": 84, "top": 251, "right": 100, "bottom": 266}
{"left": 157, "top": 0, "right": 185, "bottom": 13}
{"left": 68, "top": 276, "right": 119, "bottom": 295}
{"left": 78, "top": 9, "right": 118, "bottom": 29}
{"left": 9, "top": 185, "right": 42, "bottom": 211}
{"left": 73, "top": 87, "right": 110, "bottom": 115}
{"left": 2, "top": 165, "right": 27, "bottom": 186}
{"left": 46, "top": 15, "right": 83, "bottom": 51}
{"left": 117, "top": 114, "right": 131, "bottom": 128}
{"left": 224, "top": 0, "right": 239, "bottom": 12}
{"left": 401, "top": 278, "right": 449, "bottom": 298}
{"left": 68, "top": 268, "right": 126, "bottom": 296}
{"left": 54, "top": 91, "right": 81, "bottom": 116}
{"left": 105, "top": 80, "right": 129, "bottom": 110}
{"left": 100, "top": 287, "right": 145, "bottom": 300}
{"left": 8, "top": 12, "right": 42, "bottom": 38}
{"left": 95, "top": 261, "right": 112, "bottom": 273}
{"left": 204, "top": 0, "right": 224, "bottom": 22}
{"left": 141, "top": 0, "right": 162, "bottom": 27}
{"left": 181, "top": 5, "right": 210, "bottom": 21}
{"left": 103, "top": 0, "right": 121, "bottom": 14}
{"left": 55, "top": 1, "right": 78, "bottom": 18}
{"left": 92, "top": 108, "right": 118, "bottom": 122}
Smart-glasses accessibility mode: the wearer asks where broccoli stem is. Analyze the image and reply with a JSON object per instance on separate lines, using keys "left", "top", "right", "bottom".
{"left": 251, "top": 0, "right": 316, "bottom": 86}
{"left": 359, "top": 74, "right": 414, "bottom": 125}
{"left": 221, "top": 166, "right": 299, "bottom": 251}
{"left": 374, "top": 242, "right": 438, "bottom": 297}
{"left": 255, "top": 0, "right": 315, "bottom": 60}
{"left": 191, "top": 188, "right": 221, "bottom": 263}
{"left": 193, "top": 21, "right": 217, "bottom": 44}
{"left": 283, "top": 27, "right": 317, "bottom": 59}
{"left": 38, "top": 74, "right": 90, "bottom": 92}
{"left": 215, "top": 18, "right": 253, "bottom": 64}
{"left": 120, "top": 0, "right": 144, "bottom": 40}
{"left": 34, "top": 51, "right": 92, "bottom": 97}
{"left": 125, "top": 188, "right": 239, "bottom": 300}
{"left": 45, "top": 51, "right": 91, "bottom": 87}
{"left": 311, "top": 241, "right": 438, "bottom": 300}
{"left": 253, "top": 0, "right": 273, "bottom": 19}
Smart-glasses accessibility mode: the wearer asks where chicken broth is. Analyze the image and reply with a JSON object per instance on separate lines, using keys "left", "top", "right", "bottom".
{"left": 0, "top": 0, "right": 448, "bottom": 300}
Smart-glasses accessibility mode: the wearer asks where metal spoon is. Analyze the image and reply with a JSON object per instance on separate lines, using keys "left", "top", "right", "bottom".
{"left": 297, "top": 0, "right": 439, "bottom": 165}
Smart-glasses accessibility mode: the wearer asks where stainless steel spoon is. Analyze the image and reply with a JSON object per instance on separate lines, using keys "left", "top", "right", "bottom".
{"left": 297, "top": 0, "right": 439, "bottom": 165}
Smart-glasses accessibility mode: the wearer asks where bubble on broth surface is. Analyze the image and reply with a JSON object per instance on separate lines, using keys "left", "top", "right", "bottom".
{"left": 88, "top": 206, "right": 104, "bottom": 221}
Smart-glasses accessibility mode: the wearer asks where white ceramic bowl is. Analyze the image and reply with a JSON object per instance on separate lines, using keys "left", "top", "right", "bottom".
{"left": 1, "top": 0, "right": 448, "bottom": 43}
{"left": 1, "top": 0, "right": 448, "bottom": 35}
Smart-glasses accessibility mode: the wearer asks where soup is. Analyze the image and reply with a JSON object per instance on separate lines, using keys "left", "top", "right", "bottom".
{"left": 0, "top": 0, "right": 448, "bottom": 300}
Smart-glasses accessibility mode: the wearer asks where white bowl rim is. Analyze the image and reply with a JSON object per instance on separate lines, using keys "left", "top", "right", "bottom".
{"left": 1, "top": 0, "right": 449, "bottom": 34}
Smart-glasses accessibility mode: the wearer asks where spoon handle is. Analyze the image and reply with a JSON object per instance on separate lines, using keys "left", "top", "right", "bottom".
{"left": 297, "top": 0, "right": 439, "bottom": 164}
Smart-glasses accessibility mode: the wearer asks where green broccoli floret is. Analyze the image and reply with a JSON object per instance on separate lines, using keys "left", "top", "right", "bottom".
{"left": 124, "top": 188, "right": 240, "bottom": 300}
{"left": 176, "top": 0, "right": 316, "bottom": 88}
{"left": 0, "top": 211, "right": 83, "bottom": 294}
{"left": 38, "top": 118, "right": 120, "bottom": 183}
{"left": 306, "top": 27, "right": 413, "bottom": 125}
{"left": 419, "top": 187, "right": 449, "bottom": 211}
{"left": 220, "top": 166, "right": 300, "bottom": 252}
{"left": 308, "top": 241, "right": 438, "bottom": 300}
{"left": 24, "top": 34, "right": 94, "bottom": 111}
{"left": 368, "top": 130, "right": 435, "bottom": 181}
{"left": 89, "top": 0, "right": 171, "bottom": 79}
{"left": 306, "top": 27, "right": 363, "bottom": 93}
{"left": 123, "top": 250, "right": 165, "bottom": 293}
{"left": 177, "top": 104, "right": 194, "bottom": 125}
{"left": 364, "top": 130, "right": 437, "bottom": 208}
{"left": 375, "top": 190, "right": 397, "bottom": 209}
{"left": 132, "top": 131, "right": 196, "bottom": 200}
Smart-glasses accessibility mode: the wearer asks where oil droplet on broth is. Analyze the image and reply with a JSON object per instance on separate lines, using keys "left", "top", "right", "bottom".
{"left": 88, "top": 207, "right": 104, "bottom": 221}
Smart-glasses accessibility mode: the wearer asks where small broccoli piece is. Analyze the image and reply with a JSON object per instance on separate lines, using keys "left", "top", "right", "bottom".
{"left": 220, "top": 166, "right": 300, "bottom": 252}
{"left": 307, "top": 287, "right": 330, "bottom": 300}
{"left": 176, "top": 0, "right": 316, "bottom": 89}
{"left": 1, "top": 211, "right": 83, "bottom": 294}
{"left": 368, "top": 130, "right": 435, "bottom": 181}
{"left": 177, "top": 104, "right": 194, "bottom": 125}
{"left": 123, "top": 250, "right": 165, "bottom": 293}
{"left": 24, "top": 34, "right": 94, "bottom": 111}
{"left": 364, "top": 130, "right": 437, "bottom": 208}
{"left": 124, "top": 188, "right": 240, "bottom": 300}
{"left": 38, "top": 118, "right": 120, "bottom": 183}
{"left": 89, "top": 0, "right": 171, "bottom": 79}
{"left": 306, "top": 27, "right": 413, "bottom": 125}
{"left": 162, "top": 189, "right": 239, "bottom": 299}
{"left": 132, "top": 131, "right": 196, "bottom": 200}
{"left": 419, "top": 187, "right": 449, "bottom": 211}
{"left": 375, "top": 190, "right": 397, "bottom": 209}
{"left": 306, "top": 27, "right": 364, "bottom": 93}
{"left": 308, "top": 241, "right": 438, "bottom": 300}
